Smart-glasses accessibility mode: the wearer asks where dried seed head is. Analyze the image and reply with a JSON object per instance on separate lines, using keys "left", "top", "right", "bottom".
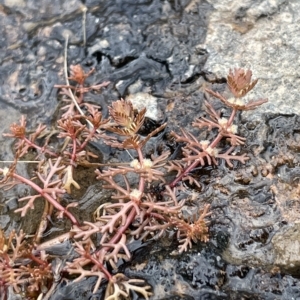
{"left": 109, "top": 99, "right": 134, "bottom": 127}
{"left": 7, "top": 116, "right": 26, "bottom": 138}
{"left": 107, "top": 99, "right": 146, "bottom": 137}
{"left": 10, "top": 124, "right": 25, "bottom": 138}
{"left": 68, "top": 64, "right": 93, "bottom": 85}
{"left": 227, "top": 68, "right": 258, "bottom": 98}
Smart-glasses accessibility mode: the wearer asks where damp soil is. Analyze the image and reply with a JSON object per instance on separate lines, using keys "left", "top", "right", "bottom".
{"left": 1, "top": 1, "right": 300, "bottom": 300}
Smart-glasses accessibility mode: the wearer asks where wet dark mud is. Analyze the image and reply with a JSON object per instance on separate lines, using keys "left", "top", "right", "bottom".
{"left": 1, "top": 0, "right": 300, "bottom": 299}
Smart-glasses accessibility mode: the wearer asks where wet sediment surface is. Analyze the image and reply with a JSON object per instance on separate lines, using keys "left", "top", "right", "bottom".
{"left": 1, "top": 0, "right": 300, "bottom": 299}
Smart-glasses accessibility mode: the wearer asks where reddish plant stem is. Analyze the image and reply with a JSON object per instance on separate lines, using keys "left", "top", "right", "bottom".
{"left": 12, "top": 173, "right": 79, "bottom": 225}
{"left": 76, "top": 85, "right": 84, "bottom": 104}
{"left": 27, "top": 253, "right": 48, "bottom": 267}
{"left": 97, "top": 146, "right": 145, "bottom": 258}
{"left": 169, "top": 108, "right": 238, "bottom": 188}
{"left": 2, "top": 253, "right": 10, "bottom": 265}
{"left": 97, "top": 207, "right": 137, "bottom": 258}
{"left": 23, "top": 137, "right": 58, "bottom": 158}
{"left": 208, "top": 132, "right": 223, "bottom": 149}
{"left": 169, "top": 131, "right": 222, "bottom": 188}
{"left": 78, "top": 127, "right": 97, "bottom": 152}
{"left": 227, "top": 108, "right": 237, "bottom": 126}
{"left": 169, "top": 160, "right": 200, "bottom": 188}
{"left": 86, "top": 252, "right": 112, "bottom": 280}
{"left": 209, "top": 109, "right": 236, "bottom": 149}
{"left": 149, "top": 212, "right": 169, "bottom": 221}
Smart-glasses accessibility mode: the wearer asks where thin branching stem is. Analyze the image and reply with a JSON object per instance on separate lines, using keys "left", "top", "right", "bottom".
{"left": 11, "top": 173, "right": 79, "bottom": 225}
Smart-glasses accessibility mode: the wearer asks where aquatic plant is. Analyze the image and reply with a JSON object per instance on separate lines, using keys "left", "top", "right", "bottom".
{"left": 0, "top": 66, "right": 267, "bottom": 299}
{"left": 169, "top": 68, "right": 268, "bottom": 188}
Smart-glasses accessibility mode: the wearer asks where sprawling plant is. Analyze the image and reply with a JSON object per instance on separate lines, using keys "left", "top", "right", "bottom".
{"left": 0, "top": 66, "right": 267, "bottom": 299}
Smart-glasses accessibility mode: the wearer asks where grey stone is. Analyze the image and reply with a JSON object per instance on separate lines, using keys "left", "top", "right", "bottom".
{"left": 272, "top": 223, "right": 300, "bottom": 271}
{"left": 203, "top": 0, "right": 300, "bottom": 119}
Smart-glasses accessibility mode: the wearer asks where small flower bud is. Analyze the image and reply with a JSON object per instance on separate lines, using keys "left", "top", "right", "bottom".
{"left": 200, "top": 140, "right": 210, "bottom": 149}
{"left": 206, "top": 146, "right": 219, "bottom": 157}
{"left": 2, "top": 167, "right": 10, "bottom": 177}
{"left": 218, "top": 117, "right": 228, "bottom": 127}
{"left": 130, "top": 189, "right": 142, "bottom": 201}
{"left": 228, "top": 124, "right": 238, "bottom": 134}
{"left": 143, "top": 158, "right": 153, "bottom": 169}
{"left": 130, "top": 159, "right": 141, "bottom": 169}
